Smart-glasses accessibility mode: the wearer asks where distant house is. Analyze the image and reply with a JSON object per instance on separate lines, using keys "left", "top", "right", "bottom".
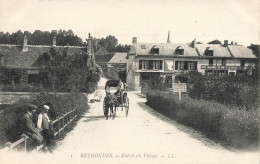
{"left": 95, "top": 47, "right": 108, "bottom": 55}
{"left": 0, "top": 33, "right": 95, "bottom": 85}
{"left": 107, "top": 52, "right": 128, "bottom": 81}
{"left": 95, "top": 52, "right": 115, "bottom": 75}
{"left": 126, "top": 36, "right": 257, "bottom": 90}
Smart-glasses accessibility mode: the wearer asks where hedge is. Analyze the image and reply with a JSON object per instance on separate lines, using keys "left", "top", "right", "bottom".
{"left": 0, "top": 91, "right": 89, "bottom": 148}
{"left": 146, "top": 91, "right": 259, "bottom": 150}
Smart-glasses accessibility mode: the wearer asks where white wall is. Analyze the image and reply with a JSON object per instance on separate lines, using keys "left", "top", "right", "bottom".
{"left": 126, "top": 55, "right": 136, "bottom": 90}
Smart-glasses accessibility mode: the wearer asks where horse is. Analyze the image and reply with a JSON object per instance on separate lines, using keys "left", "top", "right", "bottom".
{"left": 104, "top": 93, "right": 118, "bottom": 120}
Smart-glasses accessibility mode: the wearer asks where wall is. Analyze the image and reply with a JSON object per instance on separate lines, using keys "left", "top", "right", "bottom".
{"left": 126, "top": 55, "right": 136, "bottom": 90}
{"left": 226, "top": 59, "right": 240, "bottom": 66}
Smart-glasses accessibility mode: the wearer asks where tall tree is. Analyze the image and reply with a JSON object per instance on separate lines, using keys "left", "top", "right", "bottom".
{"left": 247, "top": 44, "right": 260, "bottom": 57}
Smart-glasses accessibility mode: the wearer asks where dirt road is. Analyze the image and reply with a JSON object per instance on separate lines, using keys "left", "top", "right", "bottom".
{"left": 53, "top": 78, "right": 258, "bottom": 164}
{"left": 1, "top": 77, "right": 258, "bottom": 164}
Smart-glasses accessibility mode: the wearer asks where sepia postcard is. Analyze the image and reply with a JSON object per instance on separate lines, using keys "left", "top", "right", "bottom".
{"left": 0, "top": 0, "right": 259, "bottom": 164}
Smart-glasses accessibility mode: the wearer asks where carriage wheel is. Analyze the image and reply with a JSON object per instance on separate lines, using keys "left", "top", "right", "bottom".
{"left": 125, "top": 97, "right": 129, "bottom": 117}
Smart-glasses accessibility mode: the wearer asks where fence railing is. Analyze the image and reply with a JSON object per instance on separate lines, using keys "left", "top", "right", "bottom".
{"left": 0, "top": 108, "right": 78, "bottom": 154}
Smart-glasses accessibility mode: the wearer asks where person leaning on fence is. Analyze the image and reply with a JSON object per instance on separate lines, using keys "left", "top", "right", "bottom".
{"left": 37, "top": 104, "right": 53, "bottom": 152}
{"left": 21, "top": 104, "right": 43, "bottom": 145}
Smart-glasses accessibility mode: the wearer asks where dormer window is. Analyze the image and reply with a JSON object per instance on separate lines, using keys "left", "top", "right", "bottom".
{"left": 205, "top": 50, "right": 213, "bottom": 56}
{"left": 151, "top": 48, "right": 159, "bottom": 55}
{"left": 141, "top": 45, "right": 146, "bottom": 49}
{"left": 175, "top": 49, "right": 184, "bottom": 55}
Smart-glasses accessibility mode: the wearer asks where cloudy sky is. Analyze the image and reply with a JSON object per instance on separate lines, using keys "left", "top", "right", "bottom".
{"left": 0, "top": 0, "right": 259, "bottom": 46}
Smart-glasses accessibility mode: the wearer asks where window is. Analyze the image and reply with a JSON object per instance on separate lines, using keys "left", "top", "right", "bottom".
{"left": 229, "top": 72, "right": 235, "bottom": 76}
{"left": 241, "top": 60, "right": 245, "bottom": 67}
{"left": 205, "top": 70, "right": 213, "bottom": 76}
{"left": 175, "top": 61, "right": 197, "bottom": 70}
{"left": 209, "top": 58, "right": 213, "bottom": 65}
{"left": 151, "top": 48, "right": 159, "bottom": 55}
{"left": 153, "top": 61, "right": 162, "bottom": 70}
{"left": 175, "top": 61, "right": 184, "bottom": 70}
{"left": 222, "top": 59, "right": 226, "bottom": 66}
{"left": 205, "top": 50, "right": 213, "bottom": 56}
{"left": 139, "top": 60, "right": 162, "bottom": 70}
{"left": 141, "top": 45, "right": 146, "bottom": 49}
{"left": 142, "top": 61, "right": 149, "bottom": 69}
{"left": 188, "top": 61, "right": 197, "bottom": 70}
{"left": 165, "top": 76, "right": 172, "bottom": 88}
{"left": 205, "top": 70, "right": 228, "bottom": 77}
{"left": 175, "top": 49, "right": 184, "bottom": 55}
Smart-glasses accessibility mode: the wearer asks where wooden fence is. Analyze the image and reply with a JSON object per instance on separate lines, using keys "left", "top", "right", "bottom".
{"left": 0, "top": 108, "right": 78, "bottom": 154}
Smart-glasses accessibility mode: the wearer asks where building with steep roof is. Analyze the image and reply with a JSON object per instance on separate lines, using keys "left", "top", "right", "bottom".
{"left": 107, "top": 52, "right": 127, "bottom": 81}
{"left": 95, "top": 52, "right": 115, "bottom": 75}
{"left": 0, "top": 33, "right": 95, "bottom": 85}
{"left": 126, "top": 37, "right": 257, "bottom": 90}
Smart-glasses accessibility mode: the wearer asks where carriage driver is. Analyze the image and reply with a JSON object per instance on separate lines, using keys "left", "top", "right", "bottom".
{"left": 114, "top": 79, "right": 125, "bottom": 103}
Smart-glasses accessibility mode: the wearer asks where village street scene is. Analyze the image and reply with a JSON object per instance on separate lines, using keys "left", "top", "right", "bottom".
{"left": 0, "top": 0, "right": 259, "bottom": 164}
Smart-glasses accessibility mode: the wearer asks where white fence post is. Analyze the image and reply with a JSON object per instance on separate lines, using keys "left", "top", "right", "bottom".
{"left": 21, "top": 134, "right": 27, "bottom": 154}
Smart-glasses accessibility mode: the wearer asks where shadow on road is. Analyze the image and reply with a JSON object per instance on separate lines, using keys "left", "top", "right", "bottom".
{"left": 80, "top": 115, "right": 105, "bottom": 122}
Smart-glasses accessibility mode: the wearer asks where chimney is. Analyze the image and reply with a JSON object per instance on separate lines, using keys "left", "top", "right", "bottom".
{"left": 235, "top": 42, "right": 237, "bottom": 45}
{"left": 87, "top": 33, "right": 93, "bottom": 66}
{"left": 193, "top": 38, "right": 196, "bottom": 48}
{"left": 167, "top": 31, "right": 171, "bottom": 43}
{"left": 22, "top": 32, "right": 28, "bottom": 52}
{"left": 231, "top": 41, "right": 234, "bottom": 45}
{"left": 132, "top": 37, "right": 137, "bottom": 44}
{"left": 87, "top": 33, "right": 92, "bottom": 55}
{"left": 224, "top": 40, "right": 228, "bottom": 47}
{"left": 52, "top": 37, "right": 56, "bottom": 47}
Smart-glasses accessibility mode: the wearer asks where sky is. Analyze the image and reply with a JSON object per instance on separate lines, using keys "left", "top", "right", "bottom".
{"left": 0, "top": 0, "right": 259, "bottom": 46}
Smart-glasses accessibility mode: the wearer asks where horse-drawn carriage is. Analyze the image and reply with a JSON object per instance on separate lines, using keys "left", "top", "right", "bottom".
{"left": 103, "top": 79, "right": 129, "bottom": 120}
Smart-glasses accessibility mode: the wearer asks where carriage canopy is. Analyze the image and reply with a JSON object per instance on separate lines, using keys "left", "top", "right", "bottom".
{"left": 105, "top": 80, "right": 120, "bottom": 88}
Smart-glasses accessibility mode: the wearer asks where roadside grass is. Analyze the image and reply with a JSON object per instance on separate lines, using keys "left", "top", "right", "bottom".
{"left": 146, "top": 91, "right": 259, "bottom": 151}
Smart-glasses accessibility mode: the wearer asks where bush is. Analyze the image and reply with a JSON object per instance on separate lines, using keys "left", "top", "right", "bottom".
{"left": 176, "top": 72, "right": 259, "bottom": 110}
{"left": 0, "top": 91, "right": 89, "bottom": 148}
{"left": 222, "top": 109, "right": 259, "bottom": 149}
{"left": 0, "top": 84, "right": 42, "bottom": 92}
{"left": 146, "top": 91, "right": 259, "bottom": 150}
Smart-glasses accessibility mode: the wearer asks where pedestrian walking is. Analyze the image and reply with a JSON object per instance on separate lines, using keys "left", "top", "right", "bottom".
{"left": 21, "top": 104, "right": 43, "bottom": 145}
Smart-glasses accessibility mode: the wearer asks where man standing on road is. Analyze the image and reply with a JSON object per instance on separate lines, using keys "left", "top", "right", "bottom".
{"left": 37, "top": 104, "right": 53, "bottom": 152}
{"left": 21, "top": 104, "right": 43, "bottom": 145}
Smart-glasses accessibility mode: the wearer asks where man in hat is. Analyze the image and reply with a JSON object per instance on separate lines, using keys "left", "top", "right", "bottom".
{"left": 37, "top": 104, "right": 53, "bottom": 152}
{"left": 21, "top": 104, "right": 43, "bottom": 145}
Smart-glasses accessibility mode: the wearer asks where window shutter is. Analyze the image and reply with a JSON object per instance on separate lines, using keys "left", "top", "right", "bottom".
{"left": 195, "top": 62, "right": 197, "bottom": 70}
{"left": 139, "top": 60, "right": 142, "bottom": 69}
{"left": 159, "top": 61, "right": 162, "bottom": 70}
{"left": 149, "top": 61, "right": 153, "bottom": 69}
{"left": 175, "top": 61, "right": 178, "bottom": 70}
{"left": 184, "top": 61, "right": 188, "bottom": 70}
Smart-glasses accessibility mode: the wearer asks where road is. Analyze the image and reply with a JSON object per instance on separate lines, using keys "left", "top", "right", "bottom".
{"left": 1, "top": 77, "right": 258, "bottom": 164}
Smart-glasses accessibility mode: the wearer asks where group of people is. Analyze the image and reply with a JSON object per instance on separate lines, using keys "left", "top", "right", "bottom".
{"left": 21, "top": 103, "right": 54, "bottom": 153}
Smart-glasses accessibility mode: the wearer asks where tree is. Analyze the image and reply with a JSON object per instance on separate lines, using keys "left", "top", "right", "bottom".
{"left": 0, "top": 29, "right": 83, "bottom": 46}
{"left": 247, "top": 44, "right": 260, "bottom": 57}
{"left": 10, "top": 30, "right": 23, "bottom": 45}
{"left": 208, "top": 40, "right": 222, "bottom": 44}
